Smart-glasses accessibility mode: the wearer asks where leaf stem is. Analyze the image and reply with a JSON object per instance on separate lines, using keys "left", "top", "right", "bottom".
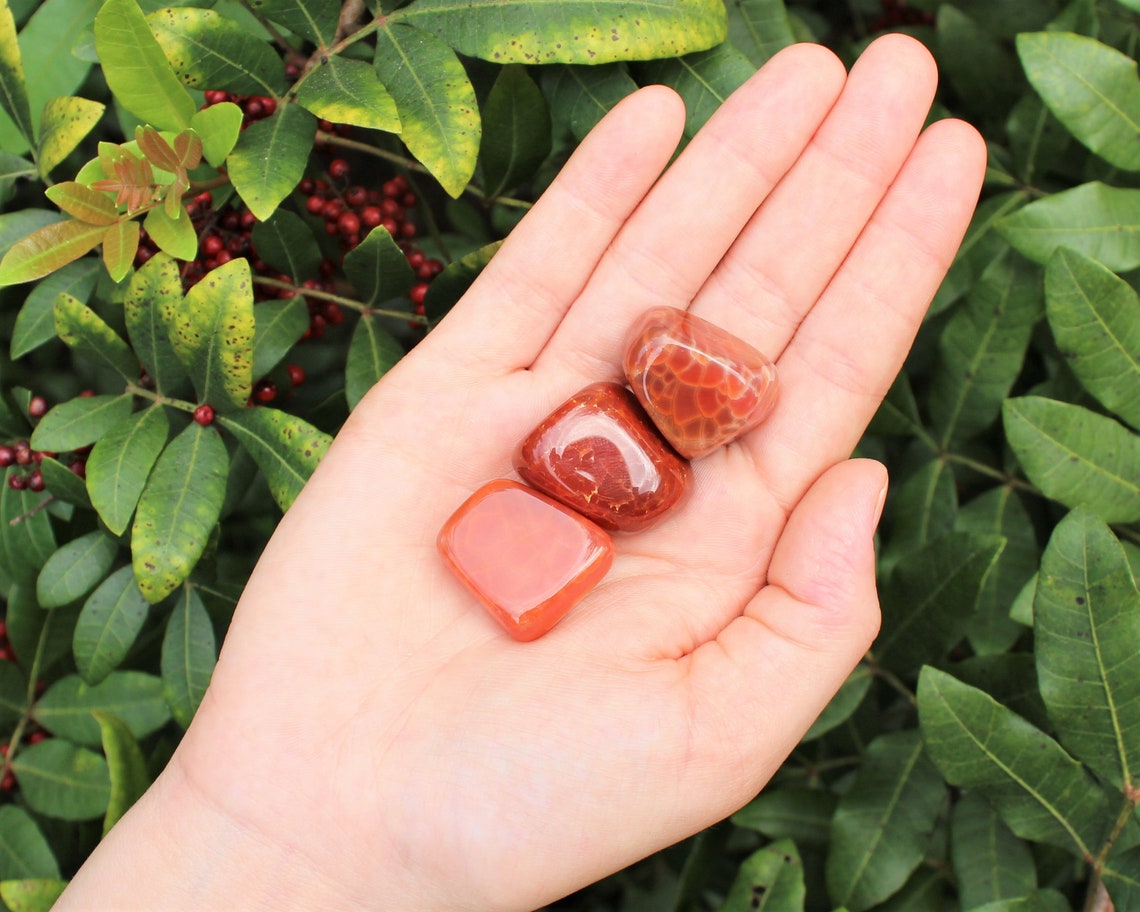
{"left": 1, "top": 613, "right": 54, "bottom": 782}
{"left": 125, "top": 384, "right": 198, "bottom": 414}
{"left": 251, "top": 275, "right": 427, "bottom": 324}
{"left": 865, "top": 654, "right": 917, "bottom": 707}
{"left": 1086, "top": 796, "right": 1139, "bottom": 912}
{"left": 8, "top": 495, "right": 55, "bottom": 527}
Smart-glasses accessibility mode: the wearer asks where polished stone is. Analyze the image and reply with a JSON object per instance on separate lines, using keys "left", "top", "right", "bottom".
{"left": 515, "top": 382, "right": 691, "bottom": 532}
{"left": 623, "top": 306, "right": 778, "bottom": 459}
{"left": 437, "top": 479, "right": 614, "bottom": 641}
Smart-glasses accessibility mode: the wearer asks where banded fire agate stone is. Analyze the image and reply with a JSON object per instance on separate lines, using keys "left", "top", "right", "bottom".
{"left": 515, "top": 382, "right": 691, "bottom": 532}
{"left": 623, "top": 306, "right": 778, "bottom": 459}
{"left": 438, "top": 479, "right": 614, "bottom": 641}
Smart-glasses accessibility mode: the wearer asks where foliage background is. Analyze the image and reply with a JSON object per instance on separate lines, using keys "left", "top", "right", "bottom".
{"left": 0, "top": 0, "right": 1137, "bottom": 910}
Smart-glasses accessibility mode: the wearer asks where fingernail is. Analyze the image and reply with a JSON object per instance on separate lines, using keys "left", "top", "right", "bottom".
{"left": 872, "top": 479, "right": 888, "bottom": 531}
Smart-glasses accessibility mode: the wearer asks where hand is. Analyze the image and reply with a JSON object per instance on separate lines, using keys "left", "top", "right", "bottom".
{"left": 59, "top": 34, "right": 984, "bottom": 912}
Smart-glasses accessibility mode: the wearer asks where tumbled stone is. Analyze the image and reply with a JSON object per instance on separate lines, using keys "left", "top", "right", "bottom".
{"left": 515, "top": 382, "right": 691, "bottom": 532}
{"left": 437, "top": 479, "right": 614, "bottom": 641}
{"left": 623, "top": 306, "right": 778, "bottom": 459}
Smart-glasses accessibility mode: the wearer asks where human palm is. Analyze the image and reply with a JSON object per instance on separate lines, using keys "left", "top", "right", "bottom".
{"left": 60, "top": 34, "right": 985, "bottom": 912}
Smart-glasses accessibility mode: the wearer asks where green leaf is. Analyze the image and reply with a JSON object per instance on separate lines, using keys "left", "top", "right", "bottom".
{"left": 949, "top": 654, "right": 1051, "bottom": 733}
{"left": 124, "top": 252, "right": 188, "bottom": 396}
{"left": 35, "top": 672, "right": 169, "bottom": 746}
{"left": 87, "top": 406, "right": 169, "bottom": 537}
{"left": 937, "top": 6, "right": 1024, "bottom": 127}
{"left": 917, "top": 666, "right": 1112, "bottom": 856}
{"left": 1003, "top": 396, "right": 1140, "bottom": 523}
{"left": 343, "top": 225, "right": 415, "bottom": 308}
{"left": 868, "top": 372, "right": 923, "bottom": 436}
{"left": 374, "top": 23, "right": 479, "bottom": 199}
{"left": 169, "top": 257, "right": 255, "bottom": 410}
{"left": 951, "top": 792, "right": 1037, "bottom": 910}
{"left": 345, "top": 315, "right": 404, "bottom": 410}
{"left": 295, "top": 56, "right": 400, "bottom": 133}
{"left": 1034, "top": 509, "right": 1140, "bottom": 791}
{"left": 161, "top": 586, "right": 215, "bottom": 729}
{"left": 881, "top": 459, "right": 958, "bottom": 569}
{"left": 94, "top": 710, "right": 150, "bottom": 836}
{"left": 930, "top": 253, "right": 1042, "bottom": 444}
{"left": 394, "top": 0, "right": 728, "bottom": 65}
{"left": 957, "top": 487, "right": 1036, "bottom": 655}
{"left": 873, "top": 533, "right": 1006, "bottom": 674}
{"left": 74, "top": 565, "right": 151, "bottom": 686}
{"left": 719, "top": 838, "right": 805, "bottom": 912}
{"left": 996, "top": 182, "right": 1140, "bottom": 271}
{"left": 250, "top": 209, "right": 320, "bottom": 284}
{"left": 0, "top": 806, "right": 59, "bottom": 880}
{"left": 101, "top": 219, "right": 139, "bottom": 282}
{"left": 190, "top": 101, "right": 242, "bottom": 168}
{"left": 93, "top": 0, "right": 195, "bottom": 131}
{"left": 802, "top": 664, "right": 873, "bottom": 742}
{"left": 1044, "top": 247, "right": 1140, "bottom": 429}
{"left": 19, "top": 0, "right": 101, "bottom": 140}
{"left": 727, "top": 0, "right": 796, "bottom": 68}
{"left": 30, "top": 393, "right": 133, "bottom": 454}
{"left": 0, "top": 219, "right": 108, "bottom": 285}
{"left": 423, "top": 239, "right": 502, "bottom": 324}
{"left": 959, "top": 891, "right": 1071, "bottom": 912}
{"left": 637, "top": 42, "right": 755, "bottom": 138}
{"left": 228, "top": 103, "right": 316, "bottom": 221}
{"left": 11, "top": 258, "right": 100, "bottom": 359}
{"left": 53, "top": 292, "right": 138, "bottom": 381}
{"left": 541, "top": 63, "right": 638, "bottom": 142}
{"left": 39, "top": 457, "right": 89, "bottom": 507}
{"left": 44, "top": 182, "right": 117, "bottom": 227}
{"left": 35, "top": 529, "right": 117, "bottom": 610}
{"left": 37, "top": 95, "right": 104, "bottom": 179}
{"left": 732, "top": 788, "right": 836, "bottom": 848}
{"left": 6, "top": 587, "right": 75, "bottom": 679}
{"left": 147, "top": 6, "right": 285, "bottom": 96}
{"left": 251, "top": 297, "right": 308, "bottom": 379}
{"left": 217, "top": 407, "right": 330, "bottom": 513}
{"left": 143, "top": 203, "right": 196, "bottom": 261}
{"left": 0, "top": 0, "right": 32, "bottom": 146}
{"left": 1018, "top": 32, "right": 1140, "bottom": 171}
{"left": 0, "top": 663, "right": 25, "bottom": 731}
{"left": 0, "top": 477, "right": 55, "bottom": 585}
{"left": 1105, "top": 846, "right": 1140, "bottom": 911}
{"left": 826, "top": 731, "right": 945, "bottom": 912}
{"left": 132, "top": 422, "right": 228, "bottom": 603}
{"left": 0, "top": 879, "right": 66, "bottom": 912}
{"left": 0, "top": 209, "right": 60, "bottom": 258}
{"left": 1007, "top": 94, "right": 1070, "bottom": 187}
{"left": 247, "top": 0, "right": 338, "bottom": 47}
{"left": 478, "top": 65, "right": 550, "bottom": 198}
{"left": 11, "top": 739, "right": 110, "bottom": 820}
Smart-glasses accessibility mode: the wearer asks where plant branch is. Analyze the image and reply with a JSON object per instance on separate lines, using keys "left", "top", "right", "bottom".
{"left": 8, "top": 494, "right": 55, "bottom": 527}
{"left": 1, "top": 614, "right": 53, "bottom": 783}
{"left": 1086, "top": 796, "right": 1139, "bottom": 912}
{"left": 865, "top": 655, "right": 917, "bottom": 707}
{"left": 125, "top": 384, "right": 198, "bottom": 413}
{"left": 251, "top": 276, "right": 427, "bottom": 323}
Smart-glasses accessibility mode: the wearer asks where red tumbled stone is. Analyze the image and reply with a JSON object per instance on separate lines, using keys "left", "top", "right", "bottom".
{"left": 438, "top": 480, "right": 614, "bottom": 641}
{"left": 515, "top": 382, "right": 691, "bottom": 532}
{"left": 623, "top": 306, "right": 778, "bottom": 459}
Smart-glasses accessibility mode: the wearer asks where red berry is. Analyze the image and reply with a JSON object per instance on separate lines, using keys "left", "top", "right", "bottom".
{"left": 244, "top": 98, "right": 265, "bottom": 119}
{"left": 406, "top": 250, "right": 426, "bottom": 270}
{"left": 7, "top": 475, "right": 25, "bottom": 491}
{"left": 306, "top": 194, "right": 326, "bottom": 215}
{"left": 322, "top": 199, "right": 344, "bottom": 221}
{"left": 193, "top": 405, "right": 216, "bottom": 426}
{"left": 345, "top": 186, "right": 367, "bottom": 208}
{"left": 409, "top": 283, "right": 430, "bottom": 306}
{"left": 240, "top": 209, "right": 256, "bottom": 229}
{"left": 401, "top": 192, "right": 417, "bottom": 208}
{"left": 318, "top": 119, "right": 334, "bottom": 133}
{"left": 380, "top": 197, "right": 401, "bottom": 217}
{"left": 299, "top": 178, "right": 315, "bottom": 195}
{"left": 253, "top": 380, "right": 278, "bottom": 403}
{"left": 361, "top": 205, "right": 382, "bottom": 228}
{"left": 201, "top": 234, "right": 224, "bottom": 257}
{"left": 195, "top": 191, "right": 213, "bottom": 208}
{"left": 319, "top": 259, "right": 335, "bottom": 278}
{"left": 308, "top": 314, "right": 327, "bottom": 339}
{"left": 286, "top": 364, "right": 306, "bottom": 386}
{"left": 380, "top": 217, "right": 399, "bottom": 236}
{"left": 399, "top": 221, "right": 416, "bottom": 239}
{"left": 382, "top": 178, "right": 401, "bottom": 197}
{"left": 285, "top": 62, "right": 302, "bottom": 80}
{"left": 69, "top": 459, "right": 86, "bottom": 479}
{"left": 14, "top": 447, "right": 31, "bottom": 466}
{"left": 27, "top": 396, "right": 47, "bottom": 419}
{"left": 0, "top": 446, "right": 15, "bottom": 468}
{"left": 337, "top": 211, "right": 361, "bottom": 237}
{"left": 79, "top": 390, "right": 95, "bottom": 397}
{"left": 328, "top": 158, "right": 351, "bottom": 180}
{"left": 204, "top": 89, "right": 228, "bottom": 105}
{"left": 27, "top": 730, "right": 46, "bottom": 745}
{"left": 214, "top": 250, "right": 233, "bottom": 265}
{"left": 424, "top": 258, "right": 444, "bottom": 277}
{"left": 323, "top": 302, "right": 344, "bottom": 325}
{"left": 226, "top": 235, "right": 247, "bottom": 255}
{"left": 222, "top": 210, "right": 241, "bottom": 230}
{"left": 260, "top": 96, "right": 277, "bottom": 117}
{"left": 27, "top": 470, "right": 43, "bottom": 493}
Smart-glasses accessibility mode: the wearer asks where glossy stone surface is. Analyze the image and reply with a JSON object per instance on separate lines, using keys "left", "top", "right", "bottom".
{"left": 515, "top": 382, "right": 691, "bottom": 532}
{"left": 438, "top": 480, "right": 614, "bottom": 641}
{"left": 623, "top": 306, "right": 778, "bottom": 459}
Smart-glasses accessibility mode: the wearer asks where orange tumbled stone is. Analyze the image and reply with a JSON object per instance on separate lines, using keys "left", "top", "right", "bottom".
{"left": 515, "top": 382, "right": 691, "bottom": 532}
{"left": 438, "top": 480, "right": 614, "bottom": 641}
{"left": 623, "top": 306, "right": 778, "bottom": 459}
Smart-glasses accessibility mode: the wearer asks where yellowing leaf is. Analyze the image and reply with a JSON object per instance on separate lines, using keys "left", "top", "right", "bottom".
{"left": 0, "top": 219, "right": 107, "bottom": 285}
{"left": 37, "top": 96, "right": 105, "bottom": 178}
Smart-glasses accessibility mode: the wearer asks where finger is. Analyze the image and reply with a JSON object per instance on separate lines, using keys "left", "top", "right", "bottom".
{"left": 417, "top": 85, "right": 685, "bottom": 377}
{"left": 747, "top": 118, "right": 986, "bottom": 511}
{"left": 677, "top": 459, "right": 885, "bottom": 818}
{"left": 529, "top": 42, "right": 847, "bottom": 385}
{"left": 690, "top": 33, "right": 937, "bottom": 358}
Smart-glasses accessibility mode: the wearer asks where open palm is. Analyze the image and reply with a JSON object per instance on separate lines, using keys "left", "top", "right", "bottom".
{"left": 61, "top": 34, "right": 985, "bottom": 912}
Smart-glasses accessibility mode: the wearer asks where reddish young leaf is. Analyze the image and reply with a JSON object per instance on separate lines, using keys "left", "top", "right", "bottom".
{"left": 44, "top": 182, "right": 119, "bottom": 226}
{"left": 135, "top": 125, "right": 181, "bottom": 173}
{"left": 0, "top": 220, "right": 109, "bottom": 285}
{"left": 102, "top": 220, "right": 140, "bottom": 282}
{"left": 173, "top": 131, "right": 202, "bottom": 170}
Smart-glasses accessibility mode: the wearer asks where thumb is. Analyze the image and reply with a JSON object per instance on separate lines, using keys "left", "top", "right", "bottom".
{"left": 684, "top": 458, "right": 886, "bottom": 811}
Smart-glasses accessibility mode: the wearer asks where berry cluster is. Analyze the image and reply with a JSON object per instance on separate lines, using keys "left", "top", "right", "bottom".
{"left": 203, "top": 89, "right": 279, "bottom": 128}
{"left": 0, "top": 395, "right": 89, "bottom": 491}
{"left": 870, "top": 0, "right": 933, "bottom": 30}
